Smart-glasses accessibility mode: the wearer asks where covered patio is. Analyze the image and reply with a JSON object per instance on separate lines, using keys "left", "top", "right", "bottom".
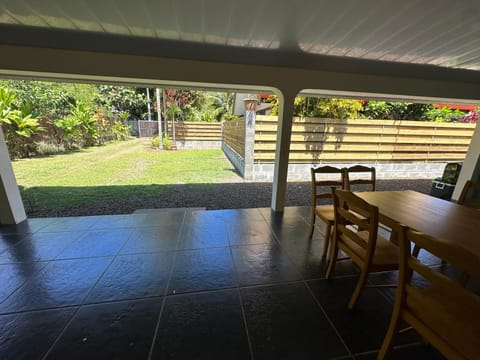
{"left": 0, "top": 207, "right": 445, "bottom": 359}
{"left": 1, "top": 1, "right": 480, "bottom": 359}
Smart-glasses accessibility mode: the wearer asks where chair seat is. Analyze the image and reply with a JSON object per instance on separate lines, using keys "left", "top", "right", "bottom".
{"left": 314, "top": 205, "right": 335, "bottom": 224}
{"left": 340, "top": 231, "right": 399, "bottom": 269}
{"left": 405, "top": 282, "right": 480, "bottom": 359}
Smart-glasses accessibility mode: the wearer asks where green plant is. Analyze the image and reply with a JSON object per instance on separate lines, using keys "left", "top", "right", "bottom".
{"left": 316, "top": 98, "right": 362, "bottom": 119}
{"left": 0, "top": 87, "right": 17, "bottom": 122}
{"left": 151, "top": 135, "right": 160, "bottom": 148}
{"left": 54, "top": 115, "right": 83, "bottom": 149}
{"left": 361, "top": 101, "right": 392, "bottom": 119}
{"left": 0, "top": 87, "right": 43, "bottom": 158}
{"left": 72, "top": 101, "right": 97, "bottom": 146}
{"left": 187, "top": 92, "right": 235, "bottom": 122}
{"left": 162, "top": 135, "right": 173, "bottom": 149}
{"left": 118, "top": 111, "right": 130, "bottom": 122}
{"left": 54, "top": 101, "right": 97, "bottom": 148}
{"left": 3, "top": 112, "right": 43, "bottom": 158}
{"left": 266, "top": 96, "right": 362, "bottom": 118}
{"left": 112, "top": 120, "right": 131, "bottom": 141}
{"left": 424, "top": 107, "right": 464, "bottom": 122}
{"left": 150, "top": 135, "right": 173, "bottom": 149}
{"left": 361, "top": 101, "right": 434, "bottom": 120}
{"left": 151, "top": 135, "right": 173, "bottom": 149}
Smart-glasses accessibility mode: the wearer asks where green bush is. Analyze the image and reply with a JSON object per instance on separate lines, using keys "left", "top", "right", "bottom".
{"left": 269, "top": 96, "right": 362, "bottom": 118}
{"left": 316, "top": 98, "right": 362, "bottom": 119}
{"left": 53, "top": 115, "right": 83, "bottom": 149}
{"left": 0, "top": 87, "right": 43, "bottom": 159}
{"left": 423, "top": 107, "right": 464, "bottom": 122}
{"left": 151, "top": 135, "right": 160, "bottom": 148}
{"left": 361, "top": 101, "right": 434, "bottom": 120}
{"left": 151, "top": 135, "right": 173, "bottom": 149}
{"left": 162, "top": 135, "right": 173, "bottom": 149}
{"left": 112, "top": 120, "right": 131, "bottom": 141}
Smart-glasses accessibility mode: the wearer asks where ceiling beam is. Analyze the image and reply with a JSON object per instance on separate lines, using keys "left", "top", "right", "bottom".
{"left": 2, "top": 43, "right": 480, "bottom": 103}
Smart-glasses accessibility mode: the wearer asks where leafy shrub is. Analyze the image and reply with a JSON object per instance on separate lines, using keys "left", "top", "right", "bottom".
{"left": 151, "top": 135, "right": 173, "bottom": 149}
{"left": 112, "top": 120, "right": 131, "bottom": 141}
{"left": 53, "top": 102, "right": 98, "bottom": 149}
{"left": 361, "top": 101, "right": 392, "bottom": 119}
{"left": 361, "top": 101, "right": 434, "bottom": 120}
{"left": 0, "top": 87, "right": 43, "bottom": 158}
{"left": 162, "top": 135, "right": 173, "bottom": 149}
{"left": 316, "top": 98, "right": 362, "bottom": 119}
{"left": 268, "top": 96, "right": 362, "bottom": 118}
{"left": 423, "top": 107, "right": 464, "bottom": 122}
{"left": 151, "top": 135, "right": 160, "bottom": 147}
{"left": 53, "top": 116, "right": 83, "bottom": 149}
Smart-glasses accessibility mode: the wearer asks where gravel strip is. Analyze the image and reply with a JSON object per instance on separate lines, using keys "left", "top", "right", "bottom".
{"left": 34, "top": 179, "right": 434, "bottom": 217}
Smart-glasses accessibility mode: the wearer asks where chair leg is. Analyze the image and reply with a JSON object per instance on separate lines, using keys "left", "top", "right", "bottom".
{"left": 321, "top": 223, "right": 332, "bottom": 258}
{"left": 325, "top": 244, "right": 338, "bottom": 279}
{"left": 348, "top": 268, "right": 369, "bottom": 309}
{"left": 378, "top": 311, "right": 400, "bottom": 360}
{"left": 459, "top": 272, "right": 470, "bottom": 287}
{"left": 309, "top": 213, "right": 316, "bottom": 238}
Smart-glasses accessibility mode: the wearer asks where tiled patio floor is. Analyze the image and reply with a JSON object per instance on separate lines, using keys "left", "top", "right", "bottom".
{"left": 0, "top": 207, "right": 445, "bottom": 359}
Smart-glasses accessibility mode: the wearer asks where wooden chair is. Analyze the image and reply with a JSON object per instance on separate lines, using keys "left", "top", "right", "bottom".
{"left": 378, "top": 228, "right": 480, "bottom": 360}
{"left": 458, "top": 180, "right": 480, "bottom": 209}
{"left": 308, "top": 166, "right": 346, "bottom": 258}
{"left": 345, "top": 165, "right": 376, "bottom": 191}
{"left": 326, "top": 188, "right": 399, "bottom": 309}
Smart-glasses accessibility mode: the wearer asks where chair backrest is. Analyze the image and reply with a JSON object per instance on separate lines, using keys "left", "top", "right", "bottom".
{"left": 332, "top": 188, "right": 379, "bottom": 264}
{"left": 458, "top": 180, "right": 480, "bottom": 209}
{"left": 344, "top": 165, "right": 376, "bottom": 191}
{"left": 310, "top": 166, "right": 345, "bottom": 207}
{"left": 396, "top": 227, "right": 480, "bottom": 359}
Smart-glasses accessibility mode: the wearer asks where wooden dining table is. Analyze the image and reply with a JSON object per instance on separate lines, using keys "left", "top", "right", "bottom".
{"left": 356, "top": 190, "right": 480, "bottom": 260}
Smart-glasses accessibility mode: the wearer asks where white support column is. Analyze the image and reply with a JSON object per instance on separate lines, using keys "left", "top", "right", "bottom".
{"left": 0, "top": 127, "right": 26, "bottom": 225}
{"left": 452, "top": 122, "right": 480, "bottom": 200}
{"left": 271, "top": 90, "right": 297, "bottom": 212}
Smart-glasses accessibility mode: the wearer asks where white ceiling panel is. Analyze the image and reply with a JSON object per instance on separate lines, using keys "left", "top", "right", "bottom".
{"left": 2, "top": 0, "right": 480, "bottom": 71}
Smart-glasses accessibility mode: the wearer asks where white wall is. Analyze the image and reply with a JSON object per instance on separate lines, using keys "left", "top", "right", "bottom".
{"left": 453, "top": 122, "right": 480, "bottom": 200}
{"left": 0, "top": 127, "right": 26, "bottom": 224}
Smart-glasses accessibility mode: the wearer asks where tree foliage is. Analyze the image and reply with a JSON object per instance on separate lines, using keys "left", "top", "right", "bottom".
{"left": 96, "top": 85, "right": 147, "bottom": 119}
{"left": 360, "top": 101, "right": 434, "bottom": 120}
{"left": 266, "top": 96, "right": 475, "bottom": 122}
{"left": 269, "top": 96, "right": 362, "bottom": 119}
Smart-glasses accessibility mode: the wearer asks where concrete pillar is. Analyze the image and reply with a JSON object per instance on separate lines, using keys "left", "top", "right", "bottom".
{"left": 0, "top": 127, "right": 27, "bottom": 224}
{"left": 452, "top": 121, "right": 480, "bottom": 200}
{"left": 271, "top": 90, "right": 297, "bottom": 212}
{"left": 243, "top": 95, "right": 257, "bottom": 180}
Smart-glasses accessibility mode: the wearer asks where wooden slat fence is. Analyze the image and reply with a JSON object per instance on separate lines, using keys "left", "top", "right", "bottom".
{"left": 166, "top": 121, "right": 222, "bottom": 141}
{"left": 254, "top": 116, "right": 475, "bottom": 163}
{"left": 223, "top": 118, "right": 245, "bottom": 157}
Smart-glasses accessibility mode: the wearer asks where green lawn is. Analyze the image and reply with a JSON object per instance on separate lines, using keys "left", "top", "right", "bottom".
{"left": 12, "top": 139, "right": 240, "bottom": 216}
